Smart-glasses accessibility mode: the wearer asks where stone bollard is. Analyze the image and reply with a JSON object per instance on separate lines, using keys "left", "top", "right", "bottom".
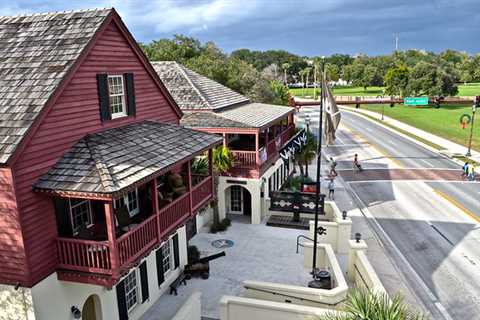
{"left": 347, "top": 239, "right": 368, "bottom": 282}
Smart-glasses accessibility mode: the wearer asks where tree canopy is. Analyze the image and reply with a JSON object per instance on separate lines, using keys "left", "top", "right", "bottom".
{"left": 142, "top": 36, "right": 477, "bottom": 98}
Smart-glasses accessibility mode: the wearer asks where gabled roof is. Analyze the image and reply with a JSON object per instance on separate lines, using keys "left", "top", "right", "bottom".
{"left": 34, "top": 121, "right": 222, "bottom": 196}
{"left": 0, "top": 8, "right": 112, "bottom": 164}
{"left": 152, "top": 61, "right": 250, "bottom": 111}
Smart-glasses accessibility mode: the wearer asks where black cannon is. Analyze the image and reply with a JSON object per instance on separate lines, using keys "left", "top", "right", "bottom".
{"left": 184, "top": 251, "right": 226, "bottom": 280}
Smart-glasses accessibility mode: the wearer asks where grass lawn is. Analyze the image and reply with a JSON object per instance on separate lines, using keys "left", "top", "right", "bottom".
{"left": 359, "top": 104, "right": 479, "bottom": 151}
{"left": 457, "top": 83, "right": 480, "bottom": 96}
{"left": 290, "top": 83, "right": 480, "bottom": 98}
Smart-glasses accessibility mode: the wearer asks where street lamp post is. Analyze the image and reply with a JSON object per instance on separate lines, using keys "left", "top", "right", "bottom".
{"left": 466, "top": 96, "right": 478, "bottom": 157}
{"left": 309, "top": 58, "right": 325, "bottom": 288}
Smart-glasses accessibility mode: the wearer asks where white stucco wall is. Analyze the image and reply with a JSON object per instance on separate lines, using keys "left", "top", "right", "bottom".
{"left": 218, "top": 156, "right": 294, "bottom": 225}
{"left": 219, "top": 295, "right": 345, "bottom": 320}
{"left": 196, "top": 206, "right": 213, "bottom": 232}
{"left": 0, "top": 285, "right": 35, "bottom": 320}
{"left": 308, "top": 202, "right": 352, "bottom": 254}
{"left": 30, "top": 226, "right": 188, "bottom": 320}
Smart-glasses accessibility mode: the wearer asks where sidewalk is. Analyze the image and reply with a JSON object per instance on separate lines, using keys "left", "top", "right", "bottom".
{"left": 340, "top": 105, "right": 480, "bottom": 163}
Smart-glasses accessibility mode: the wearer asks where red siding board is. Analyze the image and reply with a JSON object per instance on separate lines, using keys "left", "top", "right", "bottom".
{"left": 0, "top": 168, "right": 28, "bottom": 285}
{"left": 11, "top": 21, "right": 180, "bottom": 286}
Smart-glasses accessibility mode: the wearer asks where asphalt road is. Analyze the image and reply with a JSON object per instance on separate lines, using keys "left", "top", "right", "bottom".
{"left": 296, "top": 107, "right": 480, "bottom": 320}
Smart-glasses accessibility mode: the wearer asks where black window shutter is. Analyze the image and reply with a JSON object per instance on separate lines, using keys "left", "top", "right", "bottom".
{"left": 116, "top": 279, "right": 128, "bottom": 320}
{"left": 155, "top": 248, "right": 165, "bottom": 286}
{"left": 173, "top": 234, "right": 180, "bottom": 269}
{"left": 97, "top": 74, "right": 111, "bottom": 121}
{"left": 124, "top": 73, "right": 136, "bottom": 116}
{"left": 139, "top": 261, "right": 149, "bottom": 303}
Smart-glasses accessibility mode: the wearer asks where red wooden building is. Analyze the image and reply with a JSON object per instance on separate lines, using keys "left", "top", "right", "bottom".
{"left": 0, "top": 8, "right": 220, "bottom": 320}
{"left": 153, "top": 62, "right": 297, "bottom": 224}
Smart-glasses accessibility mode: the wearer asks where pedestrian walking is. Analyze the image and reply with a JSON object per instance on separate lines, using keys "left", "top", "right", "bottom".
{"left": 328, "top": 178, "right": 335, "bottom": 200}
{"left": 330, "top": 157, "right": 338, "bottom": 177}
{"left": 462, "top": 162, "right": 469, "bottom": 178}
{"left": 469, "top": 163, "right": 476, "bottom": 181}
{"left": 353, "top": 154, "right": 363, "bottom": 172}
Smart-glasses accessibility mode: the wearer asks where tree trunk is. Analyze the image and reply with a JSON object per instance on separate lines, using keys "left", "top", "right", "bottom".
{"left": 212, "top": 173, "right": 220, "bottom": 226}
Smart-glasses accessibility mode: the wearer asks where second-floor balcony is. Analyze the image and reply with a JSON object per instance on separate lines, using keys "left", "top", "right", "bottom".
{"left": 33, "top": 121, "right": 222, "bottom": 286}
{"left": 228, "top": 123, "right": 295, "bottom": 174}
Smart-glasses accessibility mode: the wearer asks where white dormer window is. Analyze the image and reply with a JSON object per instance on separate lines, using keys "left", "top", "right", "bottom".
{"left": 108, "top": 75, "right": 126, "bottom": 118}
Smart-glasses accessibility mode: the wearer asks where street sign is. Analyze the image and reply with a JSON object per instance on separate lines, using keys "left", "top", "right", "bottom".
{"left": 404, "top": 97, "right": 429, "bottom": 106}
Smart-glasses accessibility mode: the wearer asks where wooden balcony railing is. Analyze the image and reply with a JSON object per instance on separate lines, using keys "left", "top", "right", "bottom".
{"left": 117, "top": 214, "right": 158, "bottom": 266}
{"left": 281, "top": 125, "right": 295, "bottom": 145}
{"left": 191, "top": 176, "right": 213, "bottom": 211}
{"left": 231, "top": 150, "right": 256, "bottom": 168}
{"left": 57, "top": 238, "right": 111, "bottom": 274}
{"left": 158, "top": 192, "right": 190, "bottom": 236}
{"left": 56, "top": 175, "right": 214, "bottom": 277}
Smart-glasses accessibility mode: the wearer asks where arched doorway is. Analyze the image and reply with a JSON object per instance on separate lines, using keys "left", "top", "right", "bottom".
{"left": 226, "top": 185, "right": 251, "bottom": 218}
{"left": 82, "top": 295, "right": 102, "bottom": 320}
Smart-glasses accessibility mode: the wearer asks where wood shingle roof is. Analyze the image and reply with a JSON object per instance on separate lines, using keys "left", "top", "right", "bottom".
{"left": 34, "top": 121, "right": 222, "bottom": 195}
{"left": 151, "top": 61, "right": 250, "bottom": 111}
{"left": 0, "top": 8, "right": 112, "bottom": 163}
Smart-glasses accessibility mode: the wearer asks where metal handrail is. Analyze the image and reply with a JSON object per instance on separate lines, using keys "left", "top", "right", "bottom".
{"left": 296, "top": 234, "right": 318, "bottom": 253}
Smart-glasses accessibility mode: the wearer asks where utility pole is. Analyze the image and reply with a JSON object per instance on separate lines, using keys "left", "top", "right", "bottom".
{"left": 394, "top": 34, "right": 399, "bottom": 51}
{"left": 309, "top": 57, "right": 325, "bottom": 287}
{"left": 466, "top": 96, "right": 478, "bottom": 157}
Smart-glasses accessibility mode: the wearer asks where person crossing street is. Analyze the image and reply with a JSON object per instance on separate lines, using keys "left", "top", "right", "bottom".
{"left": 328, "top": 178, "right": 335, "bottom": 200}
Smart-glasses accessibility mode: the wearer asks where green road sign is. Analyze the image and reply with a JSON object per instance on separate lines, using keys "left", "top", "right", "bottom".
{"left": 404, "top": 97, "right": 429, "bottom": 105}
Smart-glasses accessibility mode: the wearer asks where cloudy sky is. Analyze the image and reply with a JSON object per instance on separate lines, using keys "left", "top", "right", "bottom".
{"left": 2, "top": 0, "right": 479, "bottom": 56}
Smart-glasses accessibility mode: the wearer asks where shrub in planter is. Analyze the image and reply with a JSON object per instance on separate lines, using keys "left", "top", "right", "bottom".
{"left": 210, "top": 218, "right": 232, "bottom": 233}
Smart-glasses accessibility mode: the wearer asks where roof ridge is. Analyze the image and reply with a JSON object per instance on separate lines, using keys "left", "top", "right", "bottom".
{"left": 0, "top": 7, "right": 112, "bottom": 19}
{"left": 84, "top": 135, "right": 116, "bottom": 193}
{"left": 175, "top": 62, "right": 213, "bottom": 109}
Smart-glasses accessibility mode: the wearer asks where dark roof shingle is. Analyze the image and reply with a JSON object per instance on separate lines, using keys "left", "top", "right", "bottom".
{"left": 152, "top": 61, "right": 249, "bottom": 111}
{"left": 34, "top": 121, "right": 222, "bottom": 195}
{"left": 0, "top": 9, "right": 111, "bottom": 163}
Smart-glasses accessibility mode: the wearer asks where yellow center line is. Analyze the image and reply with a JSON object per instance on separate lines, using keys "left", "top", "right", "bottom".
{"left": 341, "top": 123, "right": 404, "bottom": 169}
{"left": 433, "top": 189, "right": 480, "bottom": 224}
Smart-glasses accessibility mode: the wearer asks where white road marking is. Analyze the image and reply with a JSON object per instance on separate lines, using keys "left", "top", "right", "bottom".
{"left": 419, "top": 159, "right": 435, "bottom": 168}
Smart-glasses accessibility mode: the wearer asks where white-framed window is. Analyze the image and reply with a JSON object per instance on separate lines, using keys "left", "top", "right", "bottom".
{"left": 161, "top": 240, "right": 172, "bottom": 277}
{"left": 114, "top": 188, "right": 139, "bottom": 217}
{"left": 108, "top": 75, "right": 126, "bottom": 118}
{"left": 69, "top": 199, "right": 93, "bottom": 234}
{"left": 124, "top": 269, "right": 138, "bottom": 313}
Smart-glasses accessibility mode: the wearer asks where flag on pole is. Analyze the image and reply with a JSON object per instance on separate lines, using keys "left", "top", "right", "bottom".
{"left": 322, "top": 74, "right": 341, "bottom": 145}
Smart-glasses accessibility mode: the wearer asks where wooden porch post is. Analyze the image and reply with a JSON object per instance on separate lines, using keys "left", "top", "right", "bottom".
{"left": 104, "top": 201, "right": 120, "bottom": 278}
{"left": 222, "top": 133, "right": 227, "bottom": 147}
{"left": 255, "top": 131, "right": 260, "bottom": 166}
{"left": 151, "top": 178, "right": 161, "bottom": 243}
{"left": 187, "top": 160, "right": 193, "bottom": 215}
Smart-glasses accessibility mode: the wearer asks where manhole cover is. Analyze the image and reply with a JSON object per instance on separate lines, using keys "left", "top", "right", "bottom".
{"left": 211, "top": 239, "right": 234, "bottom": 248}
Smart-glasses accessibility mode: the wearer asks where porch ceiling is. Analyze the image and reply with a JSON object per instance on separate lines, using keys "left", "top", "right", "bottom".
{"left": 34, "top": 120, "right": 221, "bottom": 196}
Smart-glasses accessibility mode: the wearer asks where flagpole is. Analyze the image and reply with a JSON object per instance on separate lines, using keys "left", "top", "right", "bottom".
{"left": 309, "top": 58, "right": 325, "bottom": 286}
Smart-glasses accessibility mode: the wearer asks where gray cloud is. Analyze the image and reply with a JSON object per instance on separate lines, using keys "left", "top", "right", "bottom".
{"left": 1, "top": 0, "right": 479, "bottom": 56}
